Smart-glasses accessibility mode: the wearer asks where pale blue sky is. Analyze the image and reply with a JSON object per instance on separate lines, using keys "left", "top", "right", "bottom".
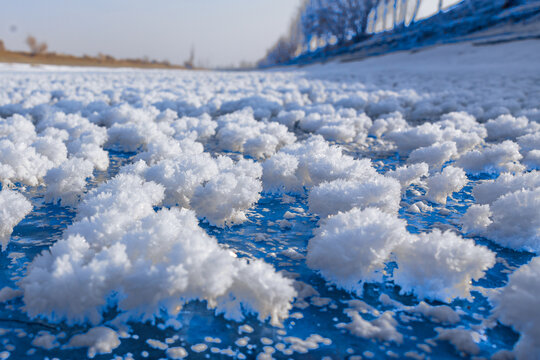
{"left": 0, "top": 0, "right": 303, "bottom": 67}
{"left": 0, "top": 0, "right": 457, "bottom": 67}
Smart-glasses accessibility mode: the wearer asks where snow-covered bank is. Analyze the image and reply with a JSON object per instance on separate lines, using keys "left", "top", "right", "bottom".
{"left": 299, "top": 38, "right": 540, "bottom": 74}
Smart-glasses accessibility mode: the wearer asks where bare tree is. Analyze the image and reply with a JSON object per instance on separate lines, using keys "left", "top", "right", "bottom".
{"left": 394, "top": 0, "right": 409, "bottom": 28}
{"left": 26, "top": 35, "right": 48, "bottom": 55}
{"left": 302, "top": 0, "right": 378, "bottom": 45}
{"left": 338, "top": 0, "right": 378, "bottom": 40}
{"left": 412, "top": 0, "right": 423, "bottom": 23}
{"left": 382, "top": 0, "right": 389, "bottom": 30}
{"left": 0, "top": 39, "right": 5, "bottom": 52}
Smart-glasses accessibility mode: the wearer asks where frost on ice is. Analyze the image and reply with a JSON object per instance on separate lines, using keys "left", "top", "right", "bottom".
{"left": 424, "top": 166, "right": 468, "bottom": 205}
{"left": 63, "top": 327, "right": 120, "bottom": 358}
{"left": 44, "top": 158, "right": 95, "bottom": 207}
{"left": 215, "top": 108, "right": 295, "bottom": 159}
{"left": 337, "top": 310, "right": 403, "bottom": 344}
{"left": 0, "top": 189, "right": 32, "bottom": 250}
{"left": 386, "top": 162, "right": 429, "bottom": 190}
{"left": 0, "top": 114, "right": 67, "bottom": 186}
{"left": 463, "top": 173, "right": 540, "bottom": 251}
{"left": 0, "top": 37, "right": 539, "bottom": 358}
{"left": 262, "top": 135, "right": 377, "bottom": 193}
{"left": 21, "top": 174, "right": 296, "bottom": 326}
{"left": 392, "top": 229, "right": 495, "bottom": 302}
{"left": 307, "top": 208, "right": 408, "bottom": 294}
{"left": 307, "top": 175, "right": 401, "bottom": 218}
{"left": 491, "top": 258, "right": 540, "bottom": 359}
{"left": 307, "top": 207, "right": 495, "bottom": 302}
{"left": 123, "top": 145, "right": 263, "bottom": 227}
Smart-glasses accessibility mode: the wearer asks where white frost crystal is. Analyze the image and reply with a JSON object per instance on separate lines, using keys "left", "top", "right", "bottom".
{"left": 0, "top": 189, "right": 32, "bottom": 250}
{"left": 425, "top": 166, "right": 468, "bottom": 205}
{"left": 307, "top": 208, "right": 495, "bottom": 301}
{"left": 21, "top": 174, "right": 296, "bottom": 326}
{"left": 491, "top": 258, "right": 540, "bottom": 359}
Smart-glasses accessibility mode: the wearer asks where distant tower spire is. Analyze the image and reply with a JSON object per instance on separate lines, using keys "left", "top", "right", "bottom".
{"left": 184, "top": 45, "right": 195, "bottom": 69}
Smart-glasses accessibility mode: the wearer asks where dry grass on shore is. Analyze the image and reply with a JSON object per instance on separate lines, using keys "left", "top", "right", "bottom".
{"left": 0, "top": 48, "right": 185, "bottom": 70}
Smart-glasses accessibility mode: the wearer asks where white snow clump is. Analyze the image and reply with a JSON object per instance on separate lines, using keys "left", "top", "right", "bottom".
{"left": 0, "top": 189, "right": 32, "bottom": 250}
{"left": 307, "top": 207, "right": 495, "bottom": 302}
{"left": 21, "top": 174, "right": 296, "bottom": 326}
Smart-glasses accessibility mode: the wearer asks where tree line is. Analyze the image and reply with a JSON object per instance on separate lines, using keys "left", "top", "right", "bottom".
{"left": 260, "top": 0, "right": 526, "bottom": 66}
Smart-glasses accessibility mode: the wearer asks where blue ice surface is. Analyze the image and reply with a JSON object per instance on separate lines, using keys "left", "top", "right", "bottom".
{"left": 0, "top": 146, "right": 534, "bottom": 359}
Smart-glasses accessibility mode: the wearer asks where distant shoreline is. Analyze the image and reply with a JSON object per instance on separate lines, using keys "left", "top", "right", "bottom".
{"left": 0, "top": 50, "right": 185, "bottom": 70}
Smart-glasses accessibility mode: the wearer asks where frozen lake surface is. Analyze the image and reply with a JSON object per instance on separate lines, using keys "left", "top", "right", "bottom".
{"left": 0, "top": 40, "right": 539, "bottom": 359}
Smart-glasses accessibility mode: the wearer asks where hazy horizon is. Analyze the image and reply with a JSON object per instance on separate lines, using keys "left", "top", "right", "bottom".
{"left": 0, "top": 0, "right": 303, "bottom": 67}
